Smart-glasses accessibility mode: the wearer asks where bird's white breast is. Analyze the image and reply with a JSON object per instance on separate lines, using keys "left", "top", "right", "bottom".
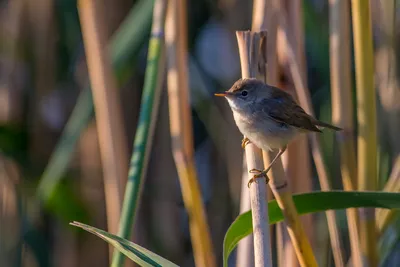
{"left": 232, "top": 110, "right": 297, "bottom": 151}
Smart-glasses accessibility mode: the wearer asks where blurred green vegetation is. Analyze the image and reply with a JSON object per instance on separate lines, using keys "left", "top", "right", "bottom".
{"left": 1, "top": 0, "right": 399, "bottom": 266}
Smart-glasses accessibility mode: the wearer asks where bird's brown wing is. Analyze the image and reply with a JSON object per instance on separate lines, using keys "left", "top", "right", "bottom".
{"left": 260, "top": 87, "right": 321, "bottom": 133}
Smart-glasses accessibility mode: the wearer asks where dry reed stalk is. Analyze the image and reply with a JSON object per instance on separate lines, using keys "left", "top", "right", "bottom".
{"left": 351, "top": 0, "right": 378, "bottom": 265}
{"left": 236, "top": 157, "right": 254, "bottom": 267}
{"left": 278, "top": 2, "right": 314, "bottom": 264}
{"left": 236, "top": 31, "right": 273, "bottom": 267}
{"left": 253, "top": 2, "right": 287, "bottom": 266}
{"left": 376, "top": 155, "right": 400, "bottom": 231}
{"left": 329, "top": 1, "right": 362, "bottom": 266}
{"left": 165, "top": 0, "right": 216, "bottom": 266}
{"left": 78, "top": 0, "right": 129, "bottom": 234}
{"left": 253, "top": 0, "right": 278, "bottom": 202}
{"left": 235, "top": 2, "right": 273, "bottom": 266}
{"left": 278, "top": 9, "right": 346, "bottom": 267}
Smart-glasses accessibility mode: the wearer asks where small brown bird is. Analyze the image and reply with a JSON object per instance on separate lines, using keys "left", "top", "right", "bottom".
{"left": 215, "top": 78, "right": 342, "bottom": 186}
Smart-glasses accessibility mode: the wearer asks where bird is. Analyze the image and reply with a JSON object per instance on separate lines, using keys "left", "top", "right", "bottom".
{"left": 215, "top": 78, "right": 342, "bottom": 187}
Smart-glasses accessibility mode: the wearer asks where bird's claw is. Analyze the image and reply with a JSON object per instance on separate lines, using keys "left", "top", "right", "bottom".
{"left": 247, "top": 168, "right": 270, "bottom": 188}
{"left": 241, "top": 137, "right": 250, "bottom": 149}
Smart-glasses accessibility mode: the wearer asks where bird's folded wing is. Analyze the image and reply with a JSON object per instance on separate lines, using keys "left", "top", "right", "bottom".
{"left": 259, "top": 90, "right": 321, "bottom": 133}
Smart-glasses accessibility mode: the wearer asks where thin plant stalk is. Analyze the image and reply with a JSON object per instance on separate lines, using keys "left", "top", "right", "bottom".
{"left": 278, "top": 10, "right": 346, "bottom": 267}
{"left": 329, "top": 0, "right": 362, "bottom": 266}
{"left": 110, "top": 0, "right": 167, "bottom": 266}
{"left": 252, "top": 1, "right": 283, "bottom": 265}
{"left": 236, "top": 157, "right": 254, "bottom": 267}
{"left": 78, "top": 0, "right": 129, "bottom": 234}
{"left": 236, "top": 30, "right": 272, "bottom": 267}
{"left": 165, "top": 0, "right": 216, "bottom": 266}
{"left": 278, "top": 2, "right": 315, "bottom": 264}
{"left": 36, "top": 0, "right": 154, "bottom": 202}
{"left": 351, "top": 0, "right": 378, "bottom": 265}
{"left": 235, "top": 1, "right": 272, "bottom": 266}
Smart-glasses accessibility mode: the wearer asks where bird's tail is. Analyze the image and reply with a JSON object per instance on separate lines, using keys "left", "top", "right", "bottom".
{"left": 314, "top": 120, "right": 343, "bottom": 131}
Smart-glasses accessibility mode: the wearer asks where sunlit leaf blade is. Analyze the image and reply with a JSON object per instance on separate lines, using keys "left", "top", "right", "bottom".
{"left": 223, "top": 191, "right": 400, "bottom": 267}
{"left": 70, "top": 222, "right": 179, "bottom": 267}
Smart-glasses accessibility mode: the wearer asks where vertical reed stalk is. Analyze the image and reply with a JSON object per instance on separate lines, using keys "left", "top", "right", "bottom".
{"left": 279, "top": 11, "right": 345, "bottom": 267}
{"left": 236, "top": 30, "right": 272, "bottom": 267}
{"left": 235, "top": 1, "right": 272, "bottom": 266}
{"left": 111, "top": 0, "right": 167, "bottom": 266}
{"left": 78, "top": 0, "right": 128, "bottom": 234}
{"left": 236, "top": 157, "right": 254, "bottom": 267}
{"left": 279, "top": 2, "right": 315, "bottom": 264}
{"left": 351, "top": 0, "right": 378, "bottom": 265}
{"left": 253, "top": 2, "right": 285, "bottom": 265}
{"left": 165, "top": 0, "right": 216, "bottom": 266}
{"left": 329, "top": 1, "right": 362, "bottom": 266}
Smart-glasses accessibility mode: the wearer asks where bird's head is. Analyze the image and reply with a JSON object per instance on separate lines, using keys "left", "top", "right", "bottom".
{"left": 215, "top": 78, "right": 269, "bottom": 112}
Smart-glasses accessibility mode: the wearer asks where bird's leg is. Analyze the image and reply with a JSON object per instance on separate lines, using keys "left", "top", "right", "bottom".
{"left": 247, "top": 146, "right": 287, "bottom": 187}
{"left": 241, "top": 136, "right": 250, "bottom": 149}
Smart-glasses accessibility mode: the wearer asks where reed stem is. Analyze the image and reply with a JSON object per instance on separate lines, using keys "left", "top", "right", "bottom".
{"left": 329, "top": 1, "right": 362, "bottom": 266}
{"left": 111, "top": 0, "right": 167, "bottom": 265}
{"left": 78, "top": 0, "right": 128, "bottom": 234}
{"left": 165, "top": 0, "right": 216, "bottom": 266}
{"left": 236, "top": 30, "right": 273, "bottom": 267}
{"left": 351, "top": 0, "right": 378, "bottom": 265}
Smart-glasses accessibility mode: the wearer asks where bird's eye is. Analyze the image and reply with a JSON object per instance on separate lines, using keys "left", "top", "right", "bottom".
{"left": 241, "top": 90, "right": 248, "bottom": 97}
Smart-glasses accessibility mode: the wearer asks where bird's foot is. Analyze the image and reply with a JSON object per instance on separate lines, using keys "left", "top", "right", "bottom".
{"left": 241, "top": 137, "right": 250, "bottom": 149}
{"left": 247, "top": 168, "right": 270, "bottom": 188}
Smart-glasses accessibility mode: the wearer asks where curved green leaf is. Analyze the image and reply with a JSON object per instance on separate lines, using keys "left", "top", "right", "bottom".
{"left": 223, "top": 191, "right": 400, "bottom": 267}
{"left": 71, "top": 222, "right": 179, "bottom": 267}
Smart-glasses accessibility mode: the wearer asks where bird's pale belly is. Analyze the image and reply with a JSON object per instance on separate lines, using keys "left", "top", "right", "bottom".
{"left": 234, "top": 113, "right": 297, "bottom": 151}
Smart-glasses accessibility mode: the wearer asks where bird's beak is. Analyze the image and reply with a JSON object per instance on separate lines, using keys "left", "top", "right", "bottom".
{"left": 214, "top": 91, "right": 229, "bottom": 97}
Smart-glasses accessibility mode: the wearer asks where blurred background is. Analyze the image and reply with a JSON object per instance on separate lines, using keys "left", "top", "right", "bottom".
{"left": 1, "top": 0, "right": 400, "bottom": 266}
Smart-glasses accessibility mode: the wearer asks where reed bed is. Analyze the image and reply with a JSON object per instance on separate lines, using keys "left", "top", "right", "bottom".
{"left": 5, "top": 1, "right": 400, "bottom": 267}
